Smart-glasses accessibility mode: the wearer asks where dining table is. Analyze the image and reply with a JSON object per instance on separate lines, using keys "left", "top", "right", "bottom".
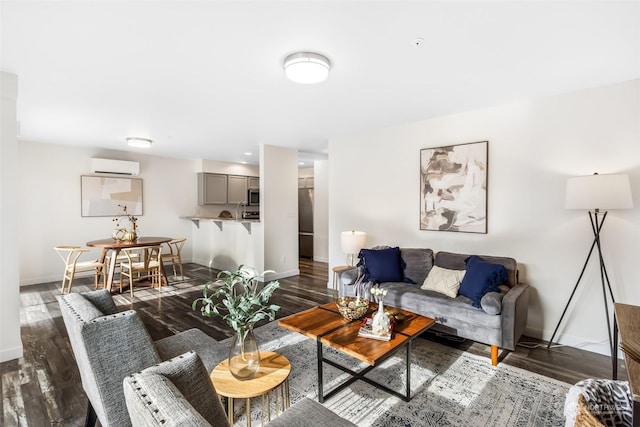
{"left": 86, "top": 236, "right": 173, "bottom": 293}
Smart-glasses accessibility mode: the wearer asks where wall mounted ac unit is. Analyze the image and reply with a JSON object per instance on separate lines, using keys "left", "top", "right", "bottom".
{"left": 90, "top": 158, "right": 140, "bottom": 176}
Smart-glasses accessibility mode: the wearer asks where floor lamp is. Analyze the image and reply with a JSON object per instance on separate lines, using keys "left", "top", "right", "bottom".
{"left": 547, "top": 173, "right": 633, "bottom": 379}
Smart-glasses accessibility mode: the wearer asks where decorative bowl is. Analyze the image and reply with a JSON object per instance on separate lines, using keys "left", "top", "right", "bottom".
{"left": 336, "top": 296, "right": 369, "bottom": 321}
{"left": 384, "top": 307, "right": 406, "bottom": 323}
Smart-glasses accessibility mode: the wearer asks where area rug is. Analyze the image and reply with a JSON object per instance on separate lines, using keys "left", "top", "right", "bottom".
{"left": 220, "top": 321, "right": 570, "bottom": 427}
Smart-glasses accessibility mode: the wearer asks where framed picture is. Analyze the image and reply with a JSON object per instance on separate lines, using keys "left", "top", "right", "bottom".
{"left": 80, "top": 175, "right": 143, "bottom": 217}
{"left": 420, "top": 141, "right": 488, "bottom": 233}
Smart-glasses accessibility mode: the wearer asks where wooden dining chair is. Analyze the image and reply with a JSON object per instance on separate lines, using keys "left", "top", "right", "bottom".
{"left": 161, "top": 237, "right": 187, "bottom": 279}
{"left": 104, "top": 250, "right": 140, "bottom": 286}
{"left": 119, "top": 245, "right": 163, "bottom": 298}
{"left": 53, "top": 246, "right": 106, "bottom": 294}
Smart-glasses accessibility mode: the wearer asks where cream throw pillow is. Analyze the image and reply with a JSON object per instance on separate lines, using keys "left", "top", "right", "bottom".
{"left": 421, "top": 266, "right": 466, "bottom": 298}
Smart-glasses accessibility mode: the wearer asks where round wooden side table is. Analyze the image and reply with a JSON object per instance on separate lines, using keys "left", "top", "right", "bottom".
{"left": 332, "top": 265, "right": 352, "bottom": 295}
{"left": 210, "top": 351, "right": 291, "bottom": 427}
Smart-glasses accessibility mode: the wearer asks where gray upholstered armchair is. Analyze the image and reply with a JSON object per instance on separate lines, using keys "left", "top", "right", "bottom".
{"left": 123, "top": 351, "right": 356, "bottom": 427}
{"left": 58, "top": 289, "right": 226, "bottom": 427}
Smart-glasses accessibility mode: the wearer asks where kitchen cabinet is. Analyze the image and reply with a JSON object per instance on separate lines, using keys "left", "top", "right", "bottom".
{"left": 248, "top": 176, "right": 260, "bottom": 190}
{"left": 228, "top": 175, "right": 248, "bottom": 204}
{"left": 198, "top": 173, "right": 228, "bottom": 205}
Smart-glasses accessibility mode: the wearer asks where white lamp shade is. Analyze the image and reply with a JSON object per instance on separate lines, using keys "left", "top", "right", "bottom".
{"left": 341, "top": 231, "right": 366, "bottom": 254}
{"left": 284, "top": 52, "right": 330, "bottom": 84}
{"left": 565, "top": 173, "right": 633, "bottom": 210}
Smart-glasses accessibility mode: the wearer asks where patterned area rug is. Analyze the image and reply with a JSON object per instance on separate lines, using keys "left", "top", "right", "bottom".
{"left": 222, "top": 321, "right": 569, "bottom": 426}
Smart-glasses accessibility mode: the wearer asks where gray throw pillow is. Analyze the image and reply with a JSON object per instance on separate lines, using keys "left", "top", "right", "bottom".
{"left": 480, "top": 285, "right": 510, "bottom": 315}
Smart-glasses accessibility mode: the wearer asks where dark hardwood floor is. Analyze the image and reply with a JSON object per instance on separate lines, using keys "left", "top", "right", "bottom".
{"left": 1, "top": 260, "right": 627, "bottom": 426}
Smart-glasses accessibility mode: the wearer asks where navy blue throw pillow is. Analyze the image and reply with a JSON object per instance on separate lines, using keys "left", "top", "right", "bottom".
{"left": 357, "top": 247, "right": 404, "bottom": 283}
{"left": 458, "top": 256, "right": 507, "bottom": 308}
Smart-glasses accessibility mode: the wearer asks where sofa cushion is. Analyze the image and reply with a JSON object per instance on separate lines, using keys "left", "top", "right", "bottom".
{"left": 421, "top": 265, "right": 465, "bottom": 298}
{"left": 458, "top": 256, "right": 507, "bottom": 308}
{"left": 400, "top": 248, "right": 434, "bottom": 285}
{"left": 266, "top": 397, "right": 357, "bottom": 427}
{"left": 383, "top": 282, "right": 502, "bottom": 331}
{"left": 358, "top": 247, "right": 405, "bottom": 283}
{"left": 435, "top": 251, "right": 518, "bottom": 287}
{"left": 154, "top": 328, "right": 226, "bottom": 373}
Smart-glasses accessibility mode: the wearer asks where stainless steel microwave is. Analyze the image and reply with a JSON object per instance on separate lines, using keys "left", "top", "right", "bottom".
{"left": 248, "top": 189, "right": 260, "bottom": 206}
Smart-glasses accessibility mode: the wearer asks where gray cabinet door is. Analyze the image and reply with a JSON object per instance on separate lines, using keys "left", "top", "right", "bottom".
{"left": 228, "top": 175, "right": 248, "bottom": 204}
{"left": 198, "top": 173, "right": 228, "bottom": 205}
{"left": 248, "top": 176, "right": 260, "bottom": 190}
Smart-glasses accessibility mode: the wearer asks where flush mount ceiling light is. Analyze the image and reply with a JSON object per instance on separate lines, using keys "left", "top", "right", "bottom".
{"left": 283, "top": 52, "right": 331, "bottom": 84}
{"left": 126, "top": 137, "right": 153, "bottom": 148}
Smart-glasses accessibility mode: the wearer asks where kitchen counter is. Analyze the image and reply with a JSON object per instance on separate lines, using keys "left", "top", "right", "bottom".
{"left": 180, "top": 216, "right": 260, "bottom": 231}
{"left": 180, "top": 216, "right": 260, "bottom": 222}
{"left": 185, "top": 216, "right": 264, "bottom": 273}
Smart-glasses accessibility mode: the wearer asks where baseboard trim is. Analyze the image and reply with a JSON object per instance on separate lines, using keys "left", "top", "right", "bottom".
{"left": 265, "top": 270, "right": 300, "bottom": 281}
{"left": 0, "top": 345, "right": 23, "bottom": 363}
{"left": 524, "top": 326, "right": 622, "bottom": 358}
{"left": 21, "top": 274, "right": 59, "bottom": 287}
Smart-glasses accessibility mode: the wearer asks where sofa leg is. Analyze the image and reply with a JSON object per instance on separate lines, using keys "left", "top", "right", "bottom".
{"left": 491, "top": 345, "right": 499, "bottom": 366}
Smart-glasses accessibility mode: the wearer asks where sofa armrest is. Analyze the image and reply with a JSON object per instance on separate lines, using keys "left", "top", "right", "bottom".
{"left": 124, "top": 372, "right": 213, "bottom": 427}
{"left": 337, "top": 266, "right": 360, "bottom": 296}
{"left": 500, "top": 283, "right": 530, "bottom": 351}
{"left": 338, "top": 266, "right": 359, "bottom": 284}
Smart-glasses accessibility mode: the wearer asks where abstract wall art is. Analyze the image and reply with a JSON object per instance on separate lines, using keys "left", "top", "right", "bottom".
{"left": 81, "top": 176, "right": 143, "bottom": 217}
{"left": 420, "top": 141, "right": 488, "bottom": 233}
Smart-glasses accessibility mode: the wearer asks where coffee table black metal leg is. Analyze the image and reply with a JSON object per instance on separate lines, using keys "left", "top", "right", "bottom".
{"left": 317, "top": 338, "right": 324, "bottom": 403}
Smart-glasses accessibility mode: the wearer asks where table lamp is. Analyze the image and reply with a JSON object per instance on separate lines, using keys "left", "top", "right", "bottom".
{"left": 341, "top": 230, "right": 366, "bottom": 266}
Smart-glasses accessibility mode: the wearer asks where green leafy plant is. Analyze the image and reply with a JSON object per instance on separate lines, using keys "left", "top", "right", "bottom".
{"left": 192, "top": 266, "right": 280, "bottom": 335}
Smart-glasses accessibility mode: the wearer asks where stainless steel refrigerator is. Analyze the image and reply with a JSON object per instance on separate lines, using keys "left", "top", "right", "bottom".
{"left": 298, "top": 188, "right": 314, "bottom": 259}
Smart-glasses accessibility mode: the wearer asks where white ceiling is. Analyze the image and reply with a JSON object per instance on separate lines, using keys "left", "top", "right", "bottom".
{"left": 2, "top": 1, "right": 639, "bottom": 165}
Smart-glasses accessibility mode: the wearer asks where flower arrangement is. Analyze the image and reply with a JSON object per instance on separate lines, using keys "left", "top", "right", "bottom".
{"left": 112, "top": 204, "right": 138, "bottom": 231}
{"left": 112, "top": 204, "right": 138, "bottom": 241}
{"left": 370, "top": 286, "right": 388, "bottom": 303}
{"left": 192, "top": 266, "right": 280, "bottom": 333}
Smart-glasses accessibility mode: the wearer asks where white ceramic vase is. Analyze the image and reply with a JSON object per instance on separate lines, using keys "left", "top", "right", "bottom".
{"left": 372, "top": 299, "right": 391, "bottom": 335}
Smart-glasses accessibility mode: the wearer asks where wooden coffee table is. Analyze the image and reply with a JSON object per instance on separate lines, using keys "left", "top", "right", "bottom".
{"left": 210, "top": 351, "right": 291, "bottom": 427}
{"left": 278, "top": 301, "right": 435, "bottom": 402}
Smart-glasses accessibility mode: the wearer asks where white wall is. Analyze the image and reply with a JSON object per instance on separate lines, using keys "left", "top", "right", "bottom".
{"left": 1, "top": 72, "right": 22, "bottom": 362}
{"left": 313, "top": 160, "right": 329, "bottom": 264}
{"left": 262, "top": 144, "right": 299, "bottom": 279}
{"left": 329, "top": 79, "right": 640, "bottom": 356}
{"left": 18, "top": 142, "right": 196, "bottom": 285}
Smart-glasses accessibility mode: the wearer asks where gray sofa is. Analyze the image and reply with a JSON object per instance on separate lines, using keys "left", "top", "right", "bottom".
{"left": 339, "top": 248, "right": 529, "bottom": 365}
